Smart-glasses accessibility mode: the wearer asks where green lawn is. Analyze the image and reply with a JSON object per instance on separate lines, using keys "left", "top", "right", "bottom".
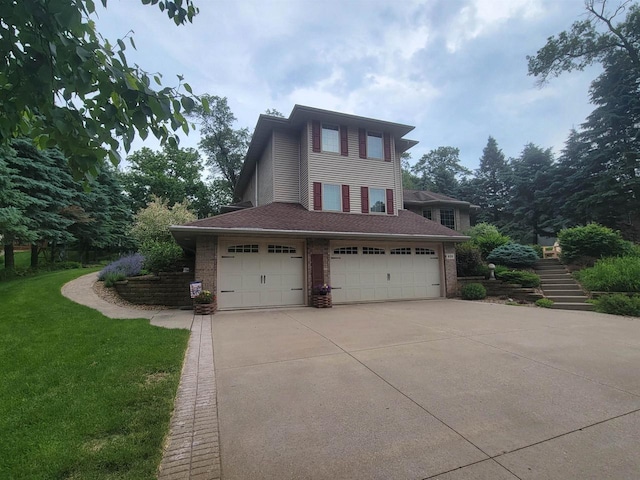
{"left": 0, "top": 269, "right": 190, "bottom": 479}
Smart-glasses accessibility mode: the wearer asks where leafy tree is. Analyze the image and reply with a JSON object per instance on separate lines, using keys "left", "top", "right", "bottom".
{"left": 527, "top": 0, "right": 640, "bottom": 85}
{"left": 264, "top": 108, "right": 285, "bottom": 117}
{"left": 193, "top": 95, "right": 251, "bottom": 201}
{"left": 130, "top": 197, "right": 196, "bottom": 246}
{"left": 120, "top": 145, "right": 213, "bottom": 217}
{"left": 0, "top": 0, "right": 200, "bottom": 178}
{"left": 411, "top": 146, "right": 471, "bottom": 196}
{"left": 401, "top": 153, "right": 420, "bottom": 190}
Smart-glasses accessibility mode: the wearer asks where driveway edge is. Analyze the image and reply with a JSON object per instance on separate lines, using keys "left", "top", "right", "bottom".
{"left": 158, "top": 314, "right": 221, "bottom": 480}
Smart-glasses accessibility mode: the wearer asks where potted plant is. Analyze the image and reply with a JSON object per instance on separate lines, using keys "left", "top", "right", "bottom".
{"left": 312, "top": 283, "right": 332, "bottom": 308}
{"left": 193, "top": 290, "right": 215, "bottom": 315}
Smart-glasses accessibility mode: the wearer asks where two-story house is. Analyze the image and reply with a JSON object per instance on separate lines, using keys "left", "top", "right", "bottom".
{"left": 171, "top": 105, "right": 468, "bottom": 310}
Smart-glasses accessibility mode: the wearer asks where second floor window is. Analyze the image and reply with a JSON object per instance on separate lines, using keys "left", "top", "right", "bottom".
{"left": 367, "top": 132, "right": 383, "bottom": 159}
{"left": 422, "top": 209, "right": 432, "bottom": 220}
{"left": 323, "top": 184, "right": 341, "bottom": 211}
{"left": 369, "top": 188, "right": 386, "bottom": 213}
{"left": 322, "top": 125, "right": 340, "bottom": 153}
{"left": 440, "top": 208, "right": 455, "bottom": 229}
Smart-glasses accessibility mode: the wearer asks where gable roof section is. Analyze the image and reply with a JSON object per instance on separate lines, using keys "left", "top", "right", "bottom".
{"left": 235, "top": 105, "right": 419, "bottom": 198}
{"left": 171, "top": 203, "right": 468, "bottom": 249}
{"left": 404, "top": 189, "right": 480, "bottom": 209}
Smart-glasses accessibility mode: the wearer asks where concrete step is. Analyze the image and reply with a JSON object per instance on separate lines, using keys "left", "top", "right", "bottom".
{"left": 550, "top": 302, "right": 595, "bottom": 312}
{"left": 534, "top": 265, "right": 566, "bottom": 271}
{"left": 541, "top": 288, "right": 585, "bottom": 295}
{"left": 536, "top": 259, "right": 562, "bottom": 265}
{"left": 541, "top": 279, "right": 578, "bottom": 286}
{"left": 538, "top": 273, "right": 572, "bottom": 279}
{"left": 546, "top": 295, "right": 590, "bottom": 303}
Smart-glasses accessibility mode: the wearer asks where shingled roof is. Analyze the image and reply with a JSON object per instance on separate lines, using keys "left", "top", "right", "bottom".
{"left": 171, "top": 202, "right": 468, "bottom": 249}
{"left": 403, "top": 189, "right": 479, "bottom": 208}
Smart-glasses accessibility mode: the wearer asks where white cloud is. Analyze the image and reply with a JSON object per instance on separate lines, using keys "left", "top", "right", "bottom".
{"left": 446, "top": 0, "right": 545, "bottom": 52}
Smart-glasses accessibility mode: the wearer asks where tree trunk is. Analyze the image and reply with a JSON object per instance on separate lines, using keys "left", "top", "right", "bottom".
{"left": 31, "top": 244, "right": 39, "bottom": 268}
{"left": 4, "top": 244, "right": 15, "bottom": 269}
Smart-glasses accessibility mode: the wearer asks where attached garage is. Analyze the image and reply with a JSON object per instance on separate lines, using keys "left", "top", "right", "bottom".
{"left": 217, "top": 239, "right": 305, "bottom": 309}
{"left": 330, "top": 243, "right": 442, "bottom": 303}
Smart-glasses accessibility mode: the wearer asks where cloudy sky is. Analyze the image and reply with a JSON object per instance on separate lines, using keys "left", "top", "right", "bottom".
{"left": 95, "top": 0, "right": 604, "bottom": 170}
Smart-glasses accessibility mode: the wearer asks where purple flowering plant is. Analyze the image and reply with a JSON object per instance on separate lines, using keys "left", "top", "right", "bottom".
{"left": 98, "top": 253, "right": 145, "bottom": 281}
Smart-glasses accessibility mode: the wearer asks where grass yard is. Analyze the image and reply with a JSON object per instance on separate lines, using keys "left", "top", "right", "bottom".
{"left": 0, "top": 269, "right": 190, "bottom": 479}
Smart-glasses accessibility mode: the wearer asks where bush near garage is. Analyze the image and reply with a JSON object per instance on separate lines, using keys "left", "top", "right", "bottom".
{"left": 487, "top": 243, "right": 539, "bottom": 268}
{"left": 575, "top": 256, "right": 640, "bottom": 293}
{"left": 455, "top": 242, "right": 485, "bottom": 277}
{"left": 461, "top": 282, "right": 487, "bottom": 300}
{"left": 593, "top": 294, "right": 640, "bottom": 316}
{"left": 558, "top": 223, "right": 632, "bottom": 265}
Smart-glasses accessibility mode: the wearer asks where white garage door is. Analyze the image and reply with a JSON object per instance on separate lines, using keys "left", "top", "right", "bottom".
{"left": 218, "top": 240, "right": 304, "bottom": 309}
{"left": 330, "top": 243, "right": 441, "bottom": 303}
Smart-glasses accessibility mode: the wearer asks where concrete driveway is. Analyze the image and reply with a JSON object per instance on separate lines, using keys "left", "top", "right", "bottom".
{"left": 211, "top": 300, "right": 640, "bottom": 480}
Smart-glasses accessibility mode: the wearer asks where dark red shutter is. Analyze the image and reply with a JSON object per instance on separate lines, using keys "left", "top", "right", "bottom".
{"left": 342, "top": 184, "right": 350, "bottom": 212}
{"left": 313, "top": 182, "right": 322, "bottom": 210}
{"left": 386, "top": 189, "right": 394, "bottom": 215}
{"left": 312, "top": 120, "right": 321, "bottom": 152}
{"left": 340, "top": 125, "right": 348, "bottom": 156}
{"left": 383, "top": 132, "right": 391, "bottom": 162}
{"left": 358, "top": 128, "right": 367, "bottom": 159}
{"left": 361, "top": 186, "right": 369, "bottom": 213}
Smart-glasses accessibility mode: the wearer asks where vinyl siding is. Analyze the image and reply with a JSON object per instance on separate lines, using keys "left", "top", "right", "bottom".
{"left": 273, "top": 130, "right": 300, "bottom": 203}
{"left": 299, "top": 127, "right": 310, "bottom": 209}
{"left": 257, "top": 135, "right": 274, "bottom": 206}
{"left": 306, "top": 122, "right": 401, "bottom": 215}
{"left": 242, "top": 167, "right": 257, "bottom": 205}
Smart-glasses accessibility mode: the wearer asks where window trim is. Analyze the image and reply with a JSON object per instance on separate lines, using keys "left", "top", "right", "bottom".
{"left": 367, "top": 131, "right": 384, "bottom": 160}
{"left": 322, "top": 183, "right": 342, "bottom": 212}
{"left": 369, "top": 187, "right": 386, "bottom": 214}
{"left": 321, "top": 123, "right": 340, "bottom": 153}
{"left": 439, "top": 208, "right": 456, "bottom": 230}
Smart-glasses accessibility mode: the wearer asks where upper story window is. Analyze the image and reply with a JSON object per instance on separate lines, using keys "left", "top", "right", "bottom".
{"left": 367, "top": 132, "right": 383, "bottom": 159}
{"left": 312, "top": 121, "right": 347, "bottom": 156}
{"left": 440, "top": 208, "right": 456, "bottom": 229}
{"left": 422, "top": 209, "right": 432, "bottom": 220}
{"left": 369, "top": 188, "right": 386, "bottom": 213}
{"left": 322, "top": 124, "right": 340, "bottom": 153}
{"left": 323, "top": 183, "right": 341, "bottom": 211}
{"left": 358, "top": 129, "right": 391, "bottom": 161}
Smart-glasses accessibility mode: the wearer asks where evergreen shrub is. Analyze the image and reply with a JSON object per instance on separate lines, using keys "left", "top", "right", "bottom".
{"left": 461, "top": 283, "right": 487, "bottom": 300}
{"left": 487, "top": 243, "right": 539, "bottom": 268}
{"left": 496, "top": 270, "right": 540, "bottom": 287}
{"left": 593, "top": 294, "right": 640, "bottom": 316}
{"left": 558, "top": 223, "right": 631, "bottom": 264}
{"left": 575, "top": 256, "right": 640, "bottom": 292}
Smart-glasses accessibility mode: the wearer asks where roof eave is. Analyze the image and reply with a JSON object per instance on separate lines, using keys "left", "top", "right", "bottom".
{"left": 171, "top": 225, "right": 468, "bottom": 244}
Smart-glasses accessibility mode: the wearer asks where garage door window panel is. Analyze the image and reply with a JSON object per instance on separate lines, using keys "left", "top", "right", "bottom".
{"left": 363, "top": 247, "right": 385, "bottom": 255}
{"left": 228, "top": 244, "right": 259, "bottom": 253}
{"left": 268, "top": 245, "right": 297, "bottom": 253}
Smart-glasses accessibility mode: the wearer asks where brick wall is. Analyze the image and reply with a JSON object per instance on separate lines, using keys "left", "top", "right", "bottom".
{"left": 306, "top": 238, "right": 330, "bottom": 305}
{"left": 443, "top": 242, "right": 458, "bottom": 297}
{"left": 195, "top": 236, "right": 217, "bottom": 295}
{"left": 114, "top": 272, "right": 195, "bottom": 306}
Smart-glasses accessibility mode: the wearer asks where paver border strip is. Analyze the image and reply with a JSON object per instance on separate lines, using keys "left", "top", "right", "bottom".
{"left": 158, "top": 315, "right": 221, "bottom": 480}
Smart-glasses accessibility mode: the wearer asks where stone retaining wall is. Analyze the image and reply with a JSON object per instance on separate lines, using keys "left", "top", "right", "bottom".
{"left": 458, "top": 277, "right": 543, "bottom": 302}
{"left": 114, "top": 272, "right": 195, "bottom": 306}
